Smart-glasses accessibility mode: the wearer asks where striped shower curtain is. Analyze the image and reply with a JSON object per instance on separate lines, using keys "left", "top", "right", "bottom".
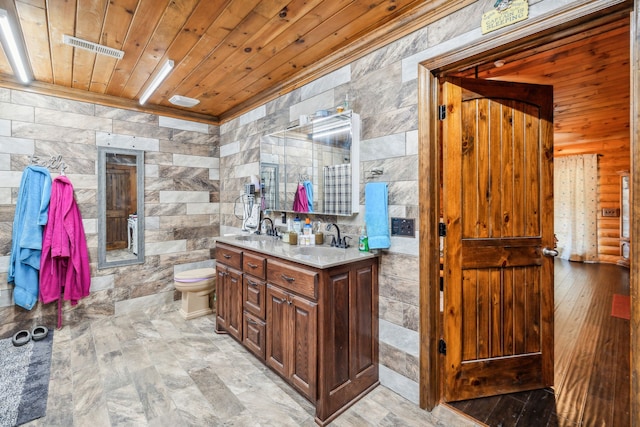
{"left": 323, "top": 164, "right": 351, "bottom": 215}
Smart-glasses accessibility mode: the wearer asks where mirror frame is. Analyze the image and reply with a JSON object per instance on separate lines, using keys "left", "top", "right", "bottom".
{"left": 97, "top": 146, "right": 145, "bottom": 269}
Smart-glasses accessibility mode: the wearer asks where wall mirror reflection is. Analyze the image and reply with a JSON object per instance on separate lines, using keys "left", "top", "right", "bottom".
{"left": 261, "top": 111, "right": 360, "bottom": 216}
{"left": 98, "top": 146, "right": 145, "bottom": 268}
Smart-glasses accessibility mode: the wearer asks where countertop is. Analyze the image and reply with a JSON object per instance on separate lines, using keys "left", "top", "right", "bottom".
{"left": 215, "top": 235, "right": 378, "bottom": 269}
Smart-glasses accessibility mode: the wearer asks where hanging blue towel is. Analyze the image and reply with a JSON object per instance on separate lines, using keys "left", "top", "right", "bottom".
{"left": 303, "top": 180, "right": 313, "bottom": 212}
{"left": 365, "top": 182, "right": 390, "bottom": 249}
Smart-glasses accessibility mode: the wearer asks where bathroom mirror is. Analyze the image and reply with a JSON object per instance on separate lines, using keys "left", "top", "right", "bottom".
{"left": 261, "top": 111, "right": 360, "bottom": 216}
{"left": 97, "top": 146, "right": 145, "bottom": 268}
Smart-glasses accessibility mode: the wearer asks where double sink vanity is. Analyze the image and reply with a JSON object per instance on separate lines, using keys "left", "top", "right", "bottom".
{"left": 214, "top": 234, "right": 379, "bottom": 425}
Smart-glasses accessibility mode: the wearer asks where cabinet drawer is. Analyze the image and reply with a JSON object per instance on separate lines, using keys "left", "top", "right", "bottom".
{"left": 216, "top": 243, "right": 242, "bottom": 270}
{"left": 267, "top": 259, "right": 318, "bottom": 300}
{"left": 243, "top": 252, "right": 266, "bottom": 279}
{"left": 243, "top": 275, "right": 266, "bottom": 320}
{"left": 243, "top": 311, "right": 266, "bottom": 360}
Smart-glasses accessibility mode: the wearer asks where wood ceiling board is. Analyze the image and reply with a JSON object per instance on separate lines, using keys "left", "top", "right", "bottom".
{"left": 72, "top": 0, "right": 109, "bottom": 91}
{"left": 105, "top": 0, "right": 171, "bottom": 97}
{"left": 46, "top": 0, "right": 76, "bottom": 87}
{"left": 120, "top": 0, "right": 200, "bottom": 100}
{"left": 15, "top": 0, "right": 51, "bottom": 82}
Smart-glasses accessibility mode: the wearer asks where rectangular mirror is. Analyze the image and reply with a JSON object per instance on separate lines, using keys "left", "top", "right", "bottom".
{"left": 261, "top": 111, "right": 360, "bottom": 216}
{"left": 98, "top": 146, "right": 145, "bottom": 268}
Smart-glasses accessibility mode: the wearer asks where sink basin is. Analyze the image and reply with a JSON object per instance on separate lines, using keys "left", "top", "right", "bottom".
{"left": 234, "top": 234, "right": 278, "bottom": 242}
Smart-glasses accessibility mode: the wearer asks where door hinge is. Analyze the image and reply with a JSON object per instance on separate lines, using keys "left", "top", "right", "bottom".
{"left": 438, "top": 105, "right": 446, "bottom": 120}
{"left": 438, "top": 222, "right": 447, "bottom": 237}
{"left": 438, "top": 339, "right": 446, "bottom": 355}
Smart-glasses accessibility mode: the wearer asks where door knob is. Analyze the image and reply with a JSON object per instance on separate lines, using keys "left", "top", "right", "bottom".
{"left": 542, "top": 247, "right": 558, "bottom": 257}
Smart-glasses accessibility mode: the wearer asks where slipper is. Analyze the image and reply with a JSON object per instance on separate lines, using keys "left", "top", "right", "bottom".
{"left": 31, "top": 326, "right": 48, "bottom": 341}
{"left": 12, "top": 330, "right": 31, "bottom": 347}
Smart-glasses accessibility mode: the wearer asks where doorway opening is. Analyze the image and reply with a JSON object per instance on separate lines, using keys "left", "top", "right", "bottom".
{"left": 417, "top": 3, "right": 632, "bottom": 426}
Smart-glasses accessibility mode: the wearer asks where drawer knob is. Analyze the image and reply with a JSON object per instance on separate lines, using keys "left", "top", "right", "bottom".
{"left": 281, "top": 274, "right": 295, "bottom": 283}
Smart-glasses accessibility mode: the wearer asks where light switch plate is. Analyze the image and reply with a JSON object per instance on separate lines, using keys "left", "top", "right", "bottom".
{"left": 602, "top": 208, "right": 620, "bottom": 217}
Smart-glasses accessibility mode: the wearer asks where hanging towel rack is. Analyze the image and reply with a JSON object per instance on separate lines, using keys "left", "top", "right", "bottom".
{"left": 366, "top": 169, "right": 384, "bottom": 180}
{"left": 29, "top": 154, "right": 67, "bottom": 175}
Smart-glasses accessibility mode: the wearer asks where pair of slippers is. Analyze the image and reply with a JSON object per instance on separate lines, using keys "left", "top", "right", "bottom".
{"left": 12, "top": 326, "right": 48, "bottom": 347}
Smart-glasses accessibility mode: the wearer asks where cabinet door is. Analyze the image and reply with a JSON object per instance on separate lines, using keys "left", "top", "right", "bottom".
{"left": 290, "top": 294, "right": 317, "bottom": 401}
{"left": 266, "top": 285, "right": 289, "bottom": 378}
{"left": 243, "top": 275, "right": 266, "bottom": 320}
{"left": 215, "top": 267, "right": 229, "bottom": 333}
{"left": 243, "top": 311, "right": 266, "bottom": 360}
{"left": 227, "top": 267, "right": 243, "bottom": 340}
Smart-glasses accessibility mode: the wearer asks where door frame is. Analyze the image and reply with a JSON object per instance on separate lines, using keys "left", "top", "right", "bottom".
{"left": 417, "top": 0, "right": 637, "bottom": 418}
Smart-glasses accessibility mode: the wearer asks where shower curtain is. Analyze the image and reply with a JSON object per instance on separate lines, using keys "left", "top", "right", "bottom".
{"left": 554, "top": 154, "right": 598, "bottom": 262}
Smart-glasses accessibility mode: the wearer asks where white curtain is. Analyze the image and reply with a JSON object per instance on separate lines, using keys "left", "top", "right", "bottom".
{"left": 554, "top": 154, "right": 598, "bottom": 262}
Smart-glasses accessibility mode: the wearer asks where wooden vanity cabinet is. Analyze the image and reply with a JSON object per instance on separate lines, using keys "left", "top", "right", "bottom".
{"left": 215, "top": 242, "right": 378, "bottom": 426}
{"left": 215, "top": 244, "right": 243, "bottom": 340}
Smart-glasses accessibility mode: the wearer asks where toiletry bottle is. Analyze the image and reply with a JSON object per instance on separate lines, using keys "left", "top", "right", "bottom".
{"left": 358, "top": 225, "right": 369, "bottom": 252}
{"left": 303, "top": 218, "right": 312, "bottom": 235}
{"left": 293, "top": 216, "right": 302, "bottom": 234}
{"left": 314, "top": 221, "right": 324, "bottom": 245}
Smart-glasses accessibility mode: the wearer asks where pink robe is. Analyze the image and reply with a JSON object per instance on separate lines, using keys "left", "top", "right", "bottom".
{"left": 40, "top": 176, "right": 90, "bottom": 326}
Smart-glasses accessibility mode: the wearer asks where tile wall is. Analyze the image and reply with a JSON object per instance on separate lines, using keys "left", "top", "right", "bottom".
{"left": 0, "top": 90, "right": 219, "bottom": 336}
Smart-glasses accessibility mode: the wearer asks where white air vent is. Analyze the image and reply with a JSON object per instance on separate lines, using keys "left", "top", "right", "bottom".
{"left": 169, "top": 95, "right": 200, "bottom": 108}
{"left": 63, "top": 35, "right": 124, "bottom": 59}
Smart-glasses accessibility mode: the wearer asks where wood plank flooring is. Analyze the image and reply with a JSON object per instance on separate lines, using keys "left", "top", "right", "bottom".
{"left": 447, "top": 259, "right": 631, "bottom": 426}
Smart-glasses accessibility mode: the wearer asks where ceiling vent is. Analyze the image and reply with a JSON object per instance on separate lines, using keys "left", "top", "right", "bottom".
{"left": 169, "top": 95, "right": 200, "bottom": 108}
{"left": 63, "top": 35, "right": 124, "bottom": 59}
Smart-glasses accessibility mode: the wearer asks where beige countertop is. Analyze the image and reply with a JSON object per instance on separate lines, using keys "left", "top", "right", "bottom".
{"left": 215, "top": 234, "right": 378, "bottom": 269}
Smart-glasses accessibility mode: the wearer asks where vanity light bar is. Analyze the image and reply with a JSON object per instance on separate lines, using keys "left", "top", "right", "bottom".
{"left": 0, "top": 9, "right": 30, "bottom": 84}
{"left": 139, "top": 59, "right": 174, "bottom": 105}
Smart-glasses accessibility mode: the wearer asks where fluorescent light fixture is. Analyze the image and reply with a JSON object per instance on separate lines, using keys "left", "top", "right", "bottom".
{"left": 0, "top": 9, "right": 30, "bottom": 84}
{"left": 139, "top": 59, "right": 174, "bottom": 105}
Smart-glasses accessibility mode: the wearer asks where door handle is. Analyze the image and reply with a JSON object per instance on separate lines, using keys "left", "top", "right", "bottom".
{"left": 542, "top": 247, "right": 558, "bottom": 257}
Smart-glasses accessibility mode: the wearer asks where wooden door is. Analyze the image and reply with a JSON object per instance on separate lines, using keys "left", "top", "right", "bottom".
{"left": 441, "top": 77, "right": 555, "bottom": 401}
{"left": 227, "top": 268, "right": 243, "bottom": 340}
{"left": 105, "top": 166, "right": 132, "bottom": 250}
{"left": 266, "top": 284, "right": 289, "bottom": 378}
{"left": 290, "top": 294, "right": 317, "bottom": 400}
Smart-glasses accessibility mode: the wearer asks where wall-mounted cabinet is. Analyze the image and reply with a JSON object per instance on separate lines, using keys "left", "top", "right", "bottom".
{"left": 261, "top": 111, "right": 360, "bottom": 216}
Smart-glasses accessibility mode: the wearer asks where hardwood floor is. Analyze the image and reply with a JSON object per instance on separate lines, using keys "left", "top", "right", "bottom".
{"left": 447, "top": 259, "right": 631, "bottom": 426}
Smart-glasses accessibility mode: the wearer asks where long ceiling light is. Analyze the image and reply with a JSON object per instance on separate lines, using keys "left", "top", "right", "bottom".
{"left": 0, "top": 9, "right": 30, "bottom": 84}
{"left": 139, "top": 59, "right": 174, "bottom": 105}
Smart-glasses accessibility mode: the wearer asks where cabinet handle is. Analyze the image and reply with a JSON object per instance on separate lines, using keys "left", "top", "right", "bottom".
{"left": 247, "top": 280, "right": 258, "bottom": 287}
{"left": 247, "top": 262, "right": 258, "bottom": 269}
{"left": 247, "top": 318, "right": 257, "bottom": 325}
{"left": 223, "top": 254, "right": 232, "bottom": 259}
{"left": 281, "top": 274, "right": 295, "bottom": 283}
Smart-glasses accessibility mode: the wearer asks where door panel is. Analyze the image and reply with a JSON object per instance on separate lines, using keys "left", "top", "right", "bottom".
{"left": 442, "top": 77, "right": 554, "bottom": 401}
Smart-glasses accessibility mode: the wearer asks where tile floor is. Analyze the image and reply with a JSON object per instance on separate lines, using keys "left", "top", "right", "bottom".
{"left": 24, "top": 303, "right": 479, "bottom": 426}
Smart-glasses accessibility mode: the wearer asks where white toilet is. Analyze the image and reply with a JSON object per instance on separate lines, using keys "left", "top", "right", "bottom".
{"left": 174, "top": 268, "right": 216, "bottom": 320}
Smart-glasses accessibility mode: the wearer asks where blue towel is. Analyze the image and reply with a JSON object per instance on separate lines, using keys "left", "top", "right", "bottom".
{"left": 365, "top": 182, "right": 390, "bottom": 249}
{"left": 303, "top": 180, "right": 313, "bottom": 212}
{"left": 8, "top": 165, "right": 52, "bottom": 310}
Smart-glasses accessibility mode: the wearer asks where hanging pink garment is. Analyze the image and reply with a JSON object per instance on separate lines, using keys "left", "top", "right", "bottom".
{"left": 40, "top": 176, "right": 91, "bottom": 328}
{"left": 292, "top": 183, "right": 309, "bottom": 212}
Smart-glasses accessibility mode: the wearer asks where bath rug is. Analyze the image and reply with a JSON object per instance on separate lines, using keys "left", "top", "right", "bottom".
{"left": 611, "top": 294, "right": 630, "bottom": 320}
{"left": 0, "top": 329, "right": 53, "bottom": 426}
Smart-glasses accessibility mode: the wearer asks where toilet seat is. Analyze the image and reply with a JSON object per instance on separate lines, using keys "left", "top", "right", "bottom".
{"left": 174, "top": 268, "right": 216, "bottom": 283}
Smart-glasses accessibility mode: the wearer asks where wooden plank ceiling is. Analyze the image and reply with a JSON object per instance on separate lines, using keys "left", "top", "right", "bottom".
{"left": 3, "top": 0, "right": 470, "bottom": 124}
{"left": 453, "top": 17, "right": 630, "bottom": 151}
